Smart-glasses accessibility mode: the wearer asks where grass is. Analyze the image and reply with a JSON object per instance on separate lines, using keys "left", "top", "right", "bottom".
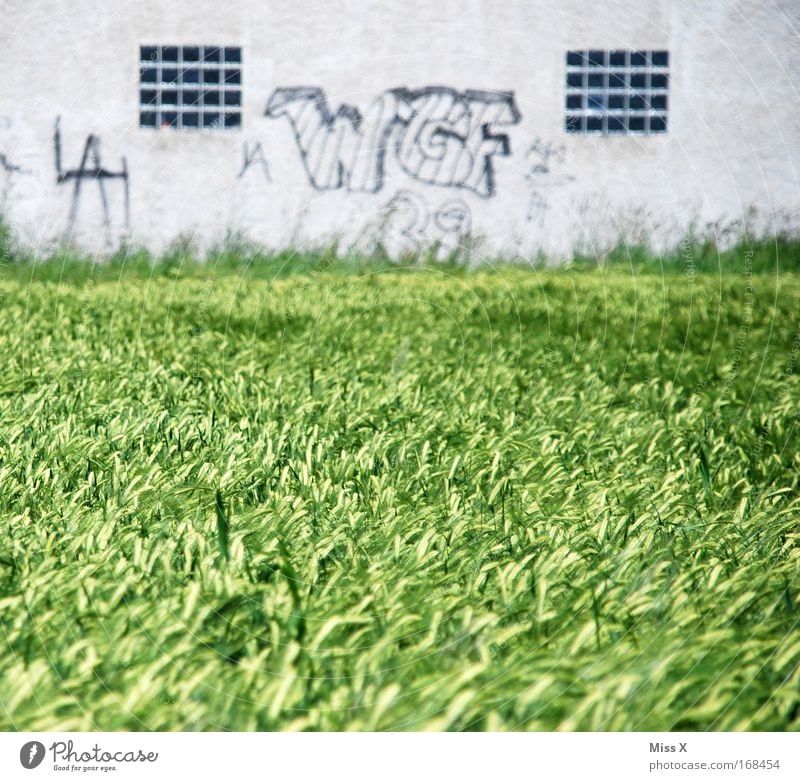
{"left": 0, "top": 239, "right": 799, "bottom": 730}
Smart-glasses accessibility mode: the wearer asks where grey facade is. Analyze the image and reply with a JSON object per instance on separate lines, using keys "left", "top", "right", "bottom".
{"left": 1, "top": 0, "right": 798, "bottom": 257}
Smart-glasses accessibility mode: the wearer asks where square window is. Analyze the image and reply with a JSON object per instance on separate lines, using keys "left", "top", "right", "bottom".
{"left": 609, "top": 50, "right": 627, "bottom": 67}
{"left": 566, "top": 50, "right": 584, "bottom": 66}
{"left": 608, "top": 71, "right": 627, "bottom": 89}
{"left": 628, "top": 116, "right": 645, "bottom": 132}
{"left": 181, "top": 111, "right": 200, "bottom": 128}
{"left": 586, "top": 116, "right": 603, "bottom": 132}
{"left": 203, "top": 46, "right": 221, "bottom": 63}
{"left": 588, "top": 50, "right": 606, "bottom": 67}
{"left": 139, "top": 43, "right": 241, "bottom": 130}
{"left": 650, "top": 94, "right": 667, "bottom": 111}
{"left": 203, "top": 112, "right": 222, "bottom": 128}
{"left": 203, "top": 90, "right": 221, "bottom": 106}
{"left": 565, "top": 115, "right": 583, "bottom": 133}
{"left": 630, "top": 50, "right": 647, "bottom": 67}
{"left": 588, "top": 94, "right": 604, "bottom": 111}
{"left": 567, "top": 72, "right": 584, "bottom": 88}
{"left": 607, "top": 116, "right": 625, "bottom": 133}
{"left": 564, "top": 48, "right": 669, "bottom": 136}
{"left": 651, "top": 50, "right": 669, "bottom": 68}
{"left": 651, "top": 73, "right": 668, "bottom": 89}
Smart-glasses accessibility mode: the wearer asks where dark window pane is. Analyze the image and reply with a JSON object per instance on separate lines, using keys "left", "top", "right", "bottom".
{"left": 161, "top": 89, "right": 178, "bottom": 105}
{"left": 651, "top": 73, "right": 668, "bottom": 89}
{"left": 224, "top": 47, "right": 241, "bottom": 63}
{"left": 203, "top": 46, "right": 221, "bottom": 63}
{"left": 629, "top": 95, "right": 646, "bottom": 110}
{"left": 630, "top": 73, "right": 647, "bottom": 89}
{"left": 139, "top": 111, "right": 156, "bottom": 127}
{"left": 140, "top": 45, "right": 158, "bottom": 62}
{"left": 140, "top": 89, "right": 157, "bottom": 105}
{"left": 650, "top": 94, "right": 667, "bottom": 110}
{"left": 588, "top": 50, "right": 605, "bottom": 67}
{"left": 628, "top": 116, "right": 645, "bottom": 132}
{"left": 586, "top": 116, "right": 603, "bottom": 132}
{"left": 565, "top": 115, "right": 582, "bottom": 133}
{"left": 160, "top": 111, "right": 178, "bottom": 128}
{"left": 566, "top": 94, "right": 582, "bottom": 109}
{"left": 588, "top": 94, "right": 604, "bottom": 110}
{"left": 162, "top": 46, "right": 179, "bottom": 62}
{"left": 608, "top": 71, "right": 627, "bottom": 88}
{"left": 566, "top": 72, "right": 584, "bottom": 88}
{"left": 203, "top": 68, "right": 220, "bottom": 84}
{"left": 182, "top": 68, "right": 201, "bottom": 84}
{"left": 608, "top": 94, "right": 625, "bottom": 109}
{"left": 566, "top": 50, "right": 584, "bottom": 66}
{"left": 203, "top": 90, "right": 221, "bottom": 106}
{"left": 140, "top": 67, "right": 157, "bottom": 83}
{"left": 182, "top": 89, "right": 200, "bottom": 106}
{"left": 587, "top": 72, "right": 604, "bottom": 88}
{"left": 630, "top": 50, "right": 646, "bottom": 67}
{"left": 182, "top": 111, "right": 200, "bottom": 128}
{"left": 651, "top": 50, "right": 669, "bottom": 67}
{"left": 223, "top": 69, "right": 241, "bottom": 85}
{"left": 609, "top": 50, "right": 626, "bottom": 67}
{"left": 607, "top": 116, "right": 625, "bottom": 133}
{"left": 182, "top": 46, "right": 200, "bottom": 62}
{"left": 203, "top": 112, "right": 222, "bottom": 128}
{"left": 650, "top": 115, "right": 667, "bottom": 133}
{"left": 162, "top": 68, "right": 178, "bottom": 85}
{"left": 224, "top": 90, "right": 241, "bottom": 106}
{"left": 224, "top": 112, "right": 242, "bottom": 128}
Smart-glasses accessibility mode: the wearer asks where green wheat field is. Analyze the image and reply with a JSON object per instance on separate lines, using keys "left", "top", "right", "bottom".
{"left": 1, "top": 240, "right": 799, "bottom": 731}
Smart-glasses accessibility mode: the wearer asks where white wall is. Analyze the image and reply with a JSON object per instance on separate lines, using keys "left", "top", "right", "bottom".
{"left": 1, "top": 0, "right": 798, "bottom": 258}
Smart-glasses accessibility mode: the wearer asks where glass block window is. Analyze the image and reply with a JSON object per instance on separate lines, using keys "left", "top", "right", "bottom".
{"left": 139, "top": 45, "right": 242, "bottom": 130}
{"left": 565, "top": 49, "right": 669, "bottom": 135}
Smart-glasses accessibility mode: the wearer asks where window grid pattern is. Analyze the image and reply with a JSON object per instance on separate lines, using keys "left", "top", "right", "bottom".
{"left": 139, "top": 45, "right": 242, "bottom": 130}
{"left": 565, "top": 49, "right": 668, "bottom": 135}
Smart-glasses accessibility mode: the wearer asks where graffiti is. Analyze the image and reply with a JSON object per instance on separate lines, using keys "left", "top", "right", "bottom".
{"left": 0, "top": 117, "right": 31, "bottom": 211}
{"left": 524, "top": 137, "right": 574, "bottom": 226}
{"left": 238, "top": 142, "right": 272, "bottom": 182}
{"left": 54, "top": 117, "right": 130, "bottom": 234}
{"left": 266, "top": 86, "right": 520, "bottom": 198}
{"left": 381, "top": 189, "right": 472, "bottom": 257}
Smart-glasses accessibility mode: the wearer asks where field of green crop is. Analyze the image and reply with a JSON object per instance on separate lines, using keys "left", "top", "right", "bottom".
{"left": 1, "top": 244, "right": 799, "bottom": 730}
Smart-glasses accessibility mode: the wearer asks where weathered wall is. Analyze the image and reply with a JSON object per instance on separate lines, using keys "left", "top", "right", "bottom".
{"left": 1, "top": 0, "right": 798, "bottom": 257}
